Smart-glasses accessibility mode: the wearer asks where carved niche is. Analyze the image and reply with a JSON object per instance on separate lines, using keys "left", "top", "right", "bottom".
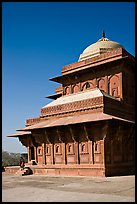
{"left": 67, "top": 143, "right": 74, "bottom": 155}
{"left": 98, "top": 78, "right": 106, "bottom": 92}
{"left": 108, "top": 74, "right": 120, "bottom": 98}
{"left": 79, "top": 142, "right": 88, "bottom": 154}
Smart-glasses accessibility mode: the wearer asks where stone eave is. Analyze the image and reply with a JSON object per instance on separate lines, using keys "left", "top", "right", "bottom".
{"left": 7, "top": 131, "right": 32, "bottom": 137}
{"left": 49, "top": 56, "right": 129, "bottom": 84}
{"left": 45, "top": 93, "right": 62, "bottom": 100}
{"left": 17, "top": 112, "right": 134, "bottom": 132}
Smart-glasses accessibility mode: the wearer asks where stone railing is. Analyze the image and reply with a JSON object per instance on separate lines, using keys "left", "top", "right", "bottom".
{"left": 26, "top": 117, "right": 41, "bottom": 126}
{"left": 62, "top": 48, "right": 123, "bottom": 74}
{"left": 41, "top": 96, "right": 103, "bottom": 117}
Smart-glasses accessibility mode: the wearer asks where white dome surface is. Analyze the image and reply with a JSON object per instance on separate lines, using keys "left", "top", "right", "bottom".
{"left": 79, "top": 34, "right": 124, "bottom": 61}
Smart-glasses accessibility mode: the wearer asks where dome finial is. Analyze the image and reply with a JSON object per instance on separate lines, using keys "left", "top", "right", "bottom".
{"left": 102, "top": 30, "right": 105, "bottom": 38}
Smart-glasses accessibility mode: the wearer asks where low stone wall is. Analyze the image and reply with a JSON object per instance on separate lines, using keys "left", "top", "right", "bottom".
{"left": 4, "top": 166, "right": 19, "bottom": 174}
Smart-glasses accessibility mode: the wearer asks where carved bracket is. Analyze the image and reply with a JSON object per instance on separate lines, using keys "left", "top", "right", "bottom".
{"left": 69, "top": 126, "right": 76, "bottom": 142}
{"left": 56, "top": 127, "right": 63, "bottom": 143}
{"left": 83, "top": 124, "right": 89, "bottom": 141}
{"left": 44, "top": 129, "right": 52, "bottom": 143}
{"left": 18, "top": 137, "right": 28, "bottom": 147}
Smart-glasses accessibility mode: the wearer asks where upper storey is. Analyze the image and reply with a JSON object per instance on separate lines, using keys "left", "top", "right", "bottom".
{"left": 47, "top": 33, "right": 134, "bottom": 102}
{"left": 49, "top": 32, "right": 134, "bottom": 83}
{"left": 78, "top": 31, "right": 124, "bottom": 61}
{"left": 50, "top": 47, "right": 134, "bottom": 83}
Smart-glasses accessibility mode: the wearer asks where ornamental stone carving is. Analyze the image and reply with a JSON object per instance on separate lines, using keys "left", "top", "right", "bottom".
{"left": 41, "top": 96, "right": 103, "bottom": 117}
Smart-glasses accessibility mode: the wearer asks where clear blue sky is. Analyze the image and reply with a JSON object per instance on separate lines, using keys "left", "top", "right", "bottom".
{"left": 2, "top": 2, "right": 135, "bottom": 153}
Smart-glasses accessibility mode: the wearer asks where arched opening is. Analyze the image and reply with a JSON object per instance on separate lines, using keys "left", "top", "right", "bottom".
{"left": 72, "top": 85, "right": 79, "bottom": 93}
{"left": 82, "top": 82, "right": 93, "bottom": 91}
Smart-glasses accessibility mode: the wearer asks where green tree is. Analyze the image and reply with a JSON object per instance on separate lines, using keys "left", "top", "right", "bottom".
{"left": 2, "top": 150, "right": 28, "bottom": 167}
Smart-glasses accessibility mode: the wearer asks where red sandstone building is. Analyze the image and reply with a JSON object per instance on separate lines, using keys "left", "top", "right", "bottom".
{"left": 8, "top": 32, "right": 135, "bottom": 176}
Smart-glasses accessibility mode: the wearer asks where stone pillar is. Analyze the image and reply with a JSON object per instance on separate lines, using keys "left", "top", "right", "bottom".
{"left": 51, "top": 143, "right": 55, "bottom": 164}
{"left": 27, "top": 146, "right": 30, "bottom": 163}
{"left": 75, "top": 142, "right": 80, "bottom": 164}
{"left": 62, "top": 143, "right": 66, "bottom": 164}
{"left": 88, "top": 141, "right": 93, "bottom": 164}
{"left": 34, "top": 146, "right": 37, "bottom": 163}
{"left": 42, "top": 143, "right": 45, "bottom": 165}
{"left": 101, "top": 139, "right": 105, "bottom": 166}
{"left": 111, "top": 140, "right": 114, "bottom": 164}
{"left": 92, "top": 142, "right": 95, "bottom": 164}
{"left": 69, "top": 126, "right": 79, "bottom": 164}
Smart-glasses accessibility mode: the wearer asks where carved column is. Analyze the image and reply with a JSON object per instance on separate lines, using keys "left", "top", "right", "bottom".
{"left": 44, "top": 129, "right": 54, "bottom": 165}
{"left": 101, "top": 139, "right": 105, "bottom": 166}
{"left": 83, "top": 124, "right": 92, "bottom": 164}
{"left": 92, "top": 142, "right": 95, "bottom": 164}
{"left": 56, "top": 127, "right": 66, "bottom": 165}
{"left": 27, "top": 146, "right": 30, "bottom": 163}
{"left": 69, "top": 126, "right": 79, "bottom": 164}
{"left": 34, "top": 146, "right": 37, "bottom": 163}
{"left": 42, "top": 143, "right": 45, "bottom": 165}
{"left": 111, "top": 140, "right": 114, "bottom": 164}
{"left": 52, "top": 143, "right": 55, "bottom": 164}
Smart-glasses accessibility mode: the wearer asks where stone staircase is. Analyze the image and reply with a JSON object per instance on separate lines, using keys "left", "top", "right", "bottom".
{"left": 15, "top": 167, "right": 33, "bottom": 176}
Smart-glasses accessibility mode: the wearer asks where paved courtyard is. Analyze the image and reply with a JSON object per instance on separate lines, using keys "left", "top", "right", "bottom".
{"left": 2, "top": 173, "right": 135, "bottom": 202}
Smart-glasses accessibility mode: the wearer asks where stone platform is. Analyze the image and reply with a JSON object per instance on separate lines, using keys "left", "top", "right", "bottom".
{"left": 4, "top": 164, "right": 106, "bottom": 177}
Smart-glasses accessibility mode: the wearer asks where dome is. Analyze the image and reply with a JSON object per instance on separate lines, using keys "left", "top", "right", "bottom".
{"left": 78, "top": 32, "right": 124, "bottom": 61}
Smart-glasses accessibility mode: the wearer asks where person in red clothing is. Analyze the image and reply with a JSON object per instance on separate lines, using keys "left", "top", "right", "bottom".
{"left": 20, "top": 157, "right": 25, "bottom": 170}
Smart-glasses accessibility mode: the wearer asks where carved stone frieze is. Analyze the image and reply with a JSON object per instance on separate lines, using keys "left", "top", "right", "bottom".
{"left": 41, "top": 96, "right": 103, "bottom": 117}
{"left": 26, "top": 117, "right": 41, "bottom": 126}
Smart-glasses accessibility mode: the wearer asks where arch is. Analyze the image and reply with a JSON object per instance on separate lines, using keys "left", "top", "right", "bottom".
{"left": 68, "top": 145, "right": 72, "bottom": 153}
{"left": 82, "top": 82, "right": 94, "bottom": 91}
{"left": 108, "top": 75, "right": 119, "bottom": 97}
{"left": 81, "top": 144, "right": 86, "bottom": 152}
{"left": 56, "top": 146, "right": 59, "bottom": 153}
{"left": 98, "top": 78, "right": 105, "bottom": 91}
{"left": 72, "top": 84, "right": 79, "bottom": 93}
{"left": 65, "top": 86, "right": 70, "bottom": 95}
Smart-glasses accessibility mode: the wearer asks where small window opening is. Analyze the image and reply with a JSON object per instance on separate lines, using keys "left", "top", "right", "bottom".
{"left": 56, "top": 146, "right": 59, "bottom": 153}
{"left": 38, "top": 149, "right": 41, "bottom": 154}
{"left": 68, "top": 145, "right": 71, "bottom": 152}
{"left": 82, "top": 144, "right": 86, "bottom": 152}
{"left": 95, "top": 143, "right": 98, "bottom": 151}
{"left": 46, "top": 147, "right": 49, "bottom": 154}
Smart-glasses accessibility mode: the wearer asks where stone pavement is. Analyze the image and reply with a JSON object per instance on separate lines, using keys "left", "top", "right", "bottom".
{"left": 2, "top": 173, "right": 135, "bottom": 202}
